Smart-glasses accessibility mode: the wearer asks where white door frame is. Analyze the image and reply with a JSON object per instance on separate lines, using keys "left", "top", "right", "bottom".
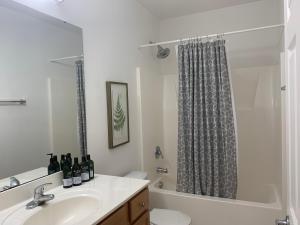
{"left": 284, "top": 0, "right": 300, "bottom": 224}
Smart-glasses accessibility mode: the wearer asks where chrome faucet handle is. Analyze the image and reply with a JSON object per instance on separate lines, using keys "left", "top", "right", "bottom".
{"left": 33, "top": 183, "right": 52, "bottom": 200}
{"left": 26, "top": 183, "right": 54, "bottom": 209}
{"left": 9, "top": 177, "right": 20, "bottom": 187}
{"left": 155, "top": 146, "right": 164, "bottom": 159}
{"left": 1, "top": 177, "right": 20, "bottom": 191}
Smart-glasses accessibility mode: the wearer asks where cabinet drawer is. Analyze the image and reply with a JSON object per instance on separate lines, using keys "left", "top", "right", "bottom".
{"left": 129, "top": 189, "right": 149, "bottom": 223}
{"left": 132, "top": 212, "right": 150, "bottom": 225}
{"left": 100, "top": 204, "right": 129, "bottom": 225}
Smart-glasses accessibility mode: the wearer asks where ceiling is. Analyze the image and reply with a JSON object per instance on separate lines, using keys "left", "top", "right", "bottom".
{"left": 136, "top": 0, "right": 262, "bottom": 19}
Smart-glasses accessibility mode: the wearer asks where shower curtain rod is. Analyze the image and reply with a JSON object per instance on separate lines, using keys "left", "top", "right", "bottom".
{"left": 139, "top": 24, "right": 284, "bottom": 48}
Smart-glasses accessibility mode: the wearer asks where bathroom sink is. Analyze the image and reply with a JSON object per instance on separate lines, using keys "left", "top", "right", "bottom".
{"left": 2, "top": 191, "right": 102, "bottom": 225}
{"left": 24, "top": 196, "right": 100, "bottom": 225}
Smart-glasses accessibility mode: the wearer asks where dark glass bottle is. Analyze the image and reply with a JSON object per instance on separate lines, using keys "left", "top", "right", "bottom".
{"left": 48, "top": 157, "right": 56, "bottom": 175}
{"left": 66, "top": 153, "right": 72, "bottom": 168}
{"left": 53, "top": 155, "right": 60, "bottom": 172}
{"left": 60, "top": 154, "right": 66, "bottom": 170}
{"left": 87, "top": 155, "right": 94, "bottom": 179}
{"left": 72, "top": 157, "right": 82, "bottom": 186}
{"left": 62, "top": 161, "right": 73, "bottom": 188}
{"left": 81, "top": 156, "right": 90, "bottom": 182}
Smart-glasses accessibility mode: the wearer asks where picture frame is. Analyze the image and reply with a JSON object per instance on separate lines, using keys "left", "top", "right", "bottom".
{"left": 106, "top": 81, "right": 130, "bottom": 149}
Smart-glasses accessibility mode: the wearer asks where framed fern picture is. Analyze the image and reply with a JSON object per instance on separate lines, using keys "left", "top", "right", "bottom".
{"left": 106, "top": 81, "right": 130, "bottom": 148}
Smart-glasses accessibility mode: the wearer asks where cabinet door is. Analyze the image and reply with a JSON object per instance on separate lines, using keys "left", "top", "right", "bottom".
{"left": 129, "top": 189, "right": 149, "bottom": 223}
{"left": 132, "top": 212, "right": 150, "bottom": 225}
{"left": 100, "top": 204, "right": 129, "bottom": 225}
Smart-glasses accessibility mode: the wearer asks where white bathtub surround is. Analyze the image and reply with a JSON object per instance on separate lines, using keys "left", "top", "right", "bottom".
{"left": 150, "top": 178, "right": 281, "bottom": 225}
{"left": 231, "top": 65, "right": 282, "bottom": 197}
{"left": 0, "top": 174, "right": 149, "bottom": 225}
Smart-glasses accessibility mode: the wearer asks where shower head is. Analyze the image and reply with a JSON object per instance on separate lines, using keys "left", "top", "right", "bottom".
{"left": 157, "top": 45, "right": 170, "bottom": 59}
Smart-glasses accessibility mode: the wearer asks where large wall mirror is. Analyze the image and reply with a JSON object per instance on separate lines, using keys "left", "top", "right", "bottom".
{"left": 0, "top": 1, "right": 86, "bottom": 192}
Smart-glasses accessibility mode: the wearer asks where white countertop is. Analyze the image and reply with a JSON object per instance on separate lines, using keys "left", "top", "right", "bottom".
{"left": 0, "top": 174, "right": 150, "bottom": 225}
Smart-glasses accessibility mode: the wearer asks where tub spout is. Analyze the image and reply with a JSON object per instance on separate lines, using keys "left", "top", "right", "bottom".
{"left": 275, "top": 216, "right": 289, "bottom": 225}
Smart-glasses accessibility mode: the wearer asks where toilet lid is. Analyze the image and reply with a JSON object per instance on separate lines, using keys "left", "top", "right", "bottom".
{"left": 150, "top": 209, "right": 191, "bottom": 225}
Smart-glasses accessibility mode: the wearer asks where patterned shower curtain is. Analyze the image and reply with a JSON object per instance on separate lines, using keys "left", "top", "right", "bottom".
{"left": 176, "top": 39, "right": 237, "bottom": 199}
{"left": 75, "top": 60, "right": 87, "bottom": 156}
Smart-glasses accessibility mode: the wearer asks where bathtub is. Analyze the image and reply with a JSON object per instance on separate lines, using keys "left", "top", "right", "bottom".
{"left": 149, "top": 177, "right": 282, "bottom": 225}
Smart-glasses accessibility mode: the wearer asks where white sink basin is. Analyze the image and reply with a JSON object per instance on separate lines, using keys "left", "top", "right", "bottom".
{"left": 2, "top": 190, "right": 102, "bottom": 225}
{"left": 24, "top": 196, "right": 100, "bottom": 225}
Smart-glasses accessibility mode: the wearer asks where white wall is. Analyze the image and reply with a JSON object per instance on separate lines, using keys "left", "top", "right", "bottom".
{"left": 11, "top": 0, "right": 160, "bottom": 176}
{"left": 0, "top": 4, "right": 82, "bottom": 179}
{"left": 159, "top": 0, "right": 281, "bottom": 41}
{"left": 138, "top": 66, "right": 164, "bottom": 181}
{"left": 158, "top": 0, "right": 282, "bottom": 75}
{"left": 284, "top": 0, "right": 300, "bottom": 222}
{"left": 49, "top": 75, "right": 79, "bottom": 156}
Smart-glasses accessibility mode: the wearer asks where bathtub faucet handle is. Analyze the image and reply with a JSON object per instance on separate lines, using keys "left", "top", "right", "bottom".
{"left": 155, "top": 146, "right": 164, "bottom": 159}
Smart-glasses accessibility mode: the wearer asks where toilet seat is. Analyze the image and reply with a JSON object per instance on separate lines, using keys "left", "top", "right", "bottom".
{"left": 150, "top": 208, "right": 191, "bottom": 225}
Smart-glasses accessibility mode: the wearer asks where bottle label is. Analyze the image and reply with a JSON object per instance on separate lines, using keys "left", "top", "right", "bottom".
{"left": 81, "top": 172, "right": 89, "bottom": 181}
{"left": 90, "top": 170, "right": 94, "bottom": 178}
{"left": 73, "top": 176, "right": 82, "bottom": 185}
{"left": 63, "top": 178, "right": 73, "bottom": 187}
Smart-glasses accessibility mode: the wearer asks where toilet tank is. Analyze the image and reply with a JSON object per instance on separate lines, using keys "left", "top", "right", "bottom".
{"left": 124, "top": 171, "right": 148, "bottom": 180}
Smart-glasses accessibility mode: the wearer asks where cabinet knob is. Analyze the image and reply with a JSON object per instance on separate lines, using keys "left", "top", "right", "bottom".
{"left": 139, "top": 202, "right": 145, "bottom": 208}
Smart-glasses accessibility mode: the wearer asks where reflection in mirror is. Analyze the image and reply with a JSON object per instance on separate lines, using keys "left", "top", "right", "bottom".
{"left": 0, "top": 1, "right": 85, "bottom": 192}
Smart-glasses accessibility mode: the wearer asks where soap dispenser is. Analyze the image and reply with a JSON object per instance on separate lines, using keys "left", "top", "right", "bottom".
{"left": 53, "top": 155, "right": 60, "bottom": 172}
{"left": 47, "top": 153, "right": 56, "bottom": 175}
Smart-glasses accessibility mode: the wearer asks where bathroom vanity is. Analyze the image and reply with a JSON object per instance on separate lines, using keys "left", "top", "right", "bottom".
{"left": 0, "top": 174, "right": 150, "bottom": 225}
{"left": 99, "top": 188, "right": 149, "bottom": 225}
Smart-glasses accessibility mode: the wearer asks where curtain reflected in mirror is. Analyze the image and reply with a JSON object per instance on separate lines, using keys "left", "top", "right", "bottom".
{"left": 75, "top": 60, "right": 87, "bottom": 156}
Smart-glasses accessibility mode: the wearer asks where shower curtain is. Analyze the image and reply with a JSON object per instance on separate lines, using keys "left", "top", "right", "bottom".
{"left": 75, "top": 60, "right": 87, "bottom": 156}
{"left": 176, "top": 39, "right": 237, "bottom": 199}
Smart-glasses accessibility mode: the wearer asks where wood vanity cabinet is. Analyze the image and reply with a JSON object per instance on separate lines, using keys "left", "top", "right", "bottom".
{"left": 99, "top": 188, "right": 150, "bottom": 225}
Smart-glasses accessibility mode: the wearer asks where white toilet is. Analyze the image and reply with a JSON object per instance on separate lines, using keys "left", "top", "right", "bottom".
{"left": 124, "top": 171, "right": 192, "bottom": 225}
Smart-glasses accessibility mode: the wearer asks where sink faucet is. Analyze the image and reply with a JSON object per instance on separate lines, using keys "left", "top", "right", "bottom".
{"left": 2, "top": 177, "right": 21, "bottom": 191}
{"left": 26, "top": 183, "right": 55, "bottom": 209}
